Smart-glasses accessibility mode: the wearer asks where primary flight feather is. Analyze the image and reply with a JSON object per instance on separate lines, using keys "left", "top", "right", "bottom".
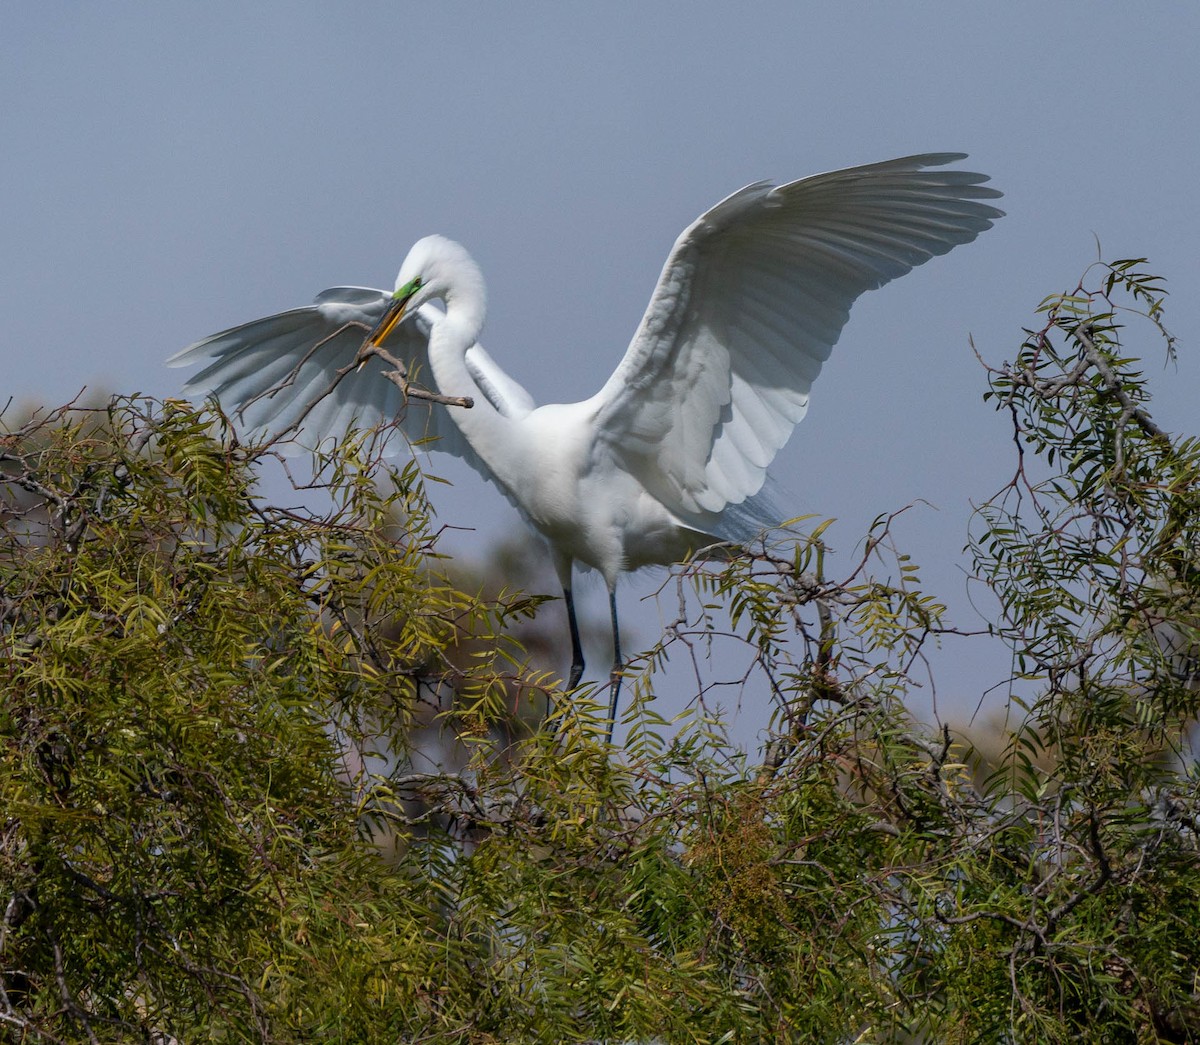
{"left": 170, "top": 153, "right": 1003, "bottom": 739}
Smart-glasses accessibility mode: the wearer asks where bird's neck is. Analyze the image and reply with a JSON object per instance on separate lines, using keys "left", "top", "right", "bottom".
{"left": 426, "top": 311, "right": 510, "bottom": 451}
{"left": 427, "top": 310, "right": 480, "bottom": 396}
{"left": 442, "top": 283, "right": 485, "bottom": 344}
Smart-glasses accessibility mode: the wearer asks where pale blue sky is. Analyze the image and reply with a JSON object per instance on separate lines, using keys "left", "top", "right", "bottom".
{"left": 3, "top": 3, "right": 1197, "bottom": 733}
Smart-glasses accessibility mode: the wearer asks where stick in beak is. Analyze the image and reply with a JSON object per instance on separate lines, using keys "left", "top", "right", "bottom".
{"left": 366, "top": 276, "right": 423, "bottom": 349}
{"left": 358, "top": 277, "right": 423, "bottom": 370}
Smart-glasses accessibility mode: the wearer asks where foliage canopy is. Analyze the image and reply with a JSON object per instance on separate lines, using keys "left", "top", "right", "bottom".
{"left": 2, "top": 259, "right": 1198, "bottom": 1042}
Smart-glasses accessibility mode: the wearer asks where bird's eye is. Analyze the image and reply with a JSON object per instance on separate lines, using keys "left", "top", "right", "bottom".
{"left": 393, "top": 276, "right": 424, "bottom": 302}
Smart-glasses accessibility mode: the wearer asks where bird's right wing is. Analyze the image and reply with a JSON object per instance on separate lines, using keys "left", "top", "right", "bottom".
{"left": 168, "top": 288, "right": 486, "bottom": 462}
{"left": 588, "top": 153, "right": 1003, "bottom": 522}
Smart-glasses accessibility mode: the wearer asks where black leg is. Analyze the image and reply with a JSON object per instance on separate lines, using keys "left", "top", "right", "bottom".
{"left": 564, "top": 587, "right": 585, "bottom": 690}
{"left": 605, "top": 589, "right": 623, "bottom": 745}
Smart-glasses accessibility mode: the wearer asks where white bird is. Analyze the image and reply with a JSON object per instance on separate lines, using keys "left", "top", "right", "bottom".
{"left": 170, "top": 153, "right": 1002, "bottom": 740}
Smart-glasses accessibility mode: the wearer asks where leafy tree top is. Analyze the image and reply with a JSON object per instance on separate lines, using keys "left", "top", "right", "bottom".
{"left": 1, "top": 259, "right": 1197, "bottom": 1042}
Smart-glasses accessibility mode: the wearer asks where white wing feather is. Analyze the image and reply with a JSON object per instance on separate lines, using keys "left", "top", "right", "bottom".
{"left": 167, "top": 289, "right": 533, "bottom": 470}
{"left": 590, "top": 153, "right": 1004, "bottom": 520}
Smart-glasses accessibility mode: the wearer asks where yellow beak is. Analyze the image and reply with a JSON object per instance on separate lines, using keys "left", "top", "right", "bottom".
{"left": 366, "top": 296, "right": 410, "bottom": 348}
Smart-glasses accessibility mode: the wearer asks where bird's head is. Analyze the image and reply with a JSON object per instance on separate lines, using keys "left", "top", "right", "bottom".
{"left": 366, "top": 235, "right": 485, "bottom": 348}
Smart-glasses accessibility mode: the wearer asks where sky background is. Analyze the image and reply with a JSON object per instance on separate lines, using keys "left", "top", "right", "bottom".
{"left": 3, "top": 3, "right": 1197, "bottom": 742}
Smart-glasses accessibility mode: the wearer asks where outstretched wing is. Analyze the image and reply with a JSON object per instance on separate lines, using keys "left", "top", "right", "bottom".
{"left": 589, "top": 153, "right": 1004, "bottom": 520}
{"left": 168, "top": 287, "right": 477, "bottom": 457}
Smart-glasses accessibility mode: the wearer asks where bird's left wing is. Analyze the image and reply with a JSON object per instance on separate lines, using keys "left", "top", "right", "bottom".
{"left": 588, "top": 153, "right": 1003, "bottom": 522}
{"left": 167, "top": 288, "right": 474, "bottom": 458}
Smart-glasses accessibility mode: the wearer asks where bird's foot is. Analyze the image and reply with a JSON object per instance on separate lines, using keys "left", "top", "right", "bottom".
{"left": 604, "top": 665, "right": 623, "bottom": 745}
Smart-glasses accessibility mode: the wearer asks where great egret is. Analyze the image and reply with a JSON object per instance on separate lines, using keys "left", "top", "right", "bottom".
{"left": 170, "top": 153, "right": 1002, "bottom": 739}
